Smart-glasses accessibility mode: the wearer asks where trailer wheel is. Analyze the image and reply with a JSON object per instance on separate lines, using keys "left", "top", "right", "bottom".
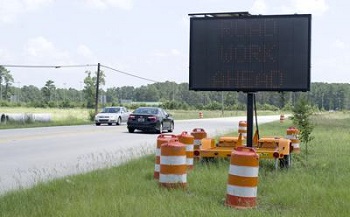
{"left": 279, "top": 155, "right": 291, "bottom": 169}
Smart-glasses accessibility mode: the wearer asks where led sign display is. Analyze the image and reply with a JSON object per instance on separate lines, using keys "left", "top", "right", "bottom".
{"left": 189, "top": 14, "right": 311, "bottom": 91}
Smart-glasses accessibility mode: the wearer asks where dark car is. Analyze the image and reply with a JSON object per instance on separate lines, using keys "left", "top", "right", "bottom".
{"left": 127, "top": 107, "right": 174, "bottom": 134}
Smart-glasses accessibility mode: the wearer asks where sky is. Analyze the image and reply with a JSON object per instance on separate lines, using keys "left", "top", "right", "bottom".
{"left": 0, "top": 0, "right": 349, "bottom": 89}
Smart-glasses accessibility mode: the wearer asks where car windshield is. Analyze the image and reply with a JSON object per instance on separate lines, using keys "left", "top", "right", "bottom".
{"left": 134, "top": 108, "right": 158, "bottom": 115}
{"left": 101, "top": 107, "right": 120, "bottom": 113}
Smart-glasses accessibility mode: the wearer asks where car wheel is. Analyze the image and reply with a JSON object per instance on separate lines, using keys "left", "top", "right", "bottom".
{"left": 168, "top": 122, "right": 174, "bottom": 132}
{"left": 128, "top": 127, "right": 135, "bottom": 133}
{"left": 157, "top": 123, "right": 163, "bottom": 134}
{"left": 95, "top": 123, "right": 101, "bottom": 126}
{"left": 116, "top": 117, "right": 121, "bottom": 125}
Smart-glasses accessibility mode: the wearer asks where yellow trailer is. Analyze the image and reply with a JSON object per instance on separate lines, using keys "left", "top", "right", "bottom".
{"left": 195, "top": 135, "right": 292, "bottom": 169}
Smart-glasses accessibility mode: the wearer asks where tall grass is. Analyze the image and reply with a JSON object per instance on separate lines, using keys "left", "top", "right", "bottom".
{"left": 0, "top": 107, "right": 90, "bottom": 121}
{"left": 0, "top": 108, "right": 92, "bottom": 129}
{"left": 1, "top": 112, "right": 348, "bottom": 216}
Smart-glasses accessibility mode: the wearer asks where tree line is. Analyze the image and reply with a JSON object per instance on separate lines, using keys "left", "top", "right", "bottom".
{"left": 0, "top": 66, "right": 349, "bottom": 111}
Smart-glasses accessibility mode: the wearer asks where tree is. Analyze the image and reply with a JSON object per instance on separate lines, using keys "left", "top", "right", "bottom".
{"left": 106, "top": 87, "right": 119, "bottom": 105}
{"left": 3, "top": 69, "right": 14, "bottom": 100}
{"left": 41, "top": 80, "right": 56, "bottom": 105}
{"left": 118, "top": 86, "right": 135, "bottom": 101}
{"left": 0, "top": 65, "right": 4, "bottom": 101}
{"left": 279, "top": 92, "right": 286, "bottom": 109}
{"left": 291, "top": 96, "right": 314, "bottom": 156}
{"left": 153, "top": 81, "right": 177, "bottom": 101}
{"left": 20, "top": 85, "right": 42, "bottom": 106}
{"left": 224, "top": 92, "right": 238, "bottom": 106}
{"left": 146, "top": 85, "right": 160, "bottom": 102}
{"left": 0, "top": 66, "right": 13, "bottom": 101}
{"left": 83, "top": 70, "right": 105, "bottom": 108}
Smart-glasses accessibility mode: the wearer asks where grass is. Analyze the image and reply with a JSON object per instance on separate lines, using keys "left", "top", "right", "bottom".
{"left": 0, "top": 108, "right": 92, "bottom": 129}
{"left": 0, "top": 107, "right": 90, "bottom": 121}
{"left": 1, "top": 112, "right": 348, "bottom": 216}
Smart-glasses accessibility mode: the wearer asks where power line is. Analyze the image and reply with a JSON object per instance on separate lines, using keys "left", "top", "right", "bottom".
{"left": 1, "top": 64, "right": 97, "bottom": 68}
{"left": 100, "top": 64, "right": 160, "bottom": 83}
{"left": 1, "top": 63, "right": 161, "bottom": 83}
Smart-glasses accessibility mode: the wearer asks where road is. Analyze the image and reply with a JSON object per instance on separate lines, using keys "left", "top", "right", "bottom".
{"left": 0, "top": 115, "right": 281, "bottom": 194}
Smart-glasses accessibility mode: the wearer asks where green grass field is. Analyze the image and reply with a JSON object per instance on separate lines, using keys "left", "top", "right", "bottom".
{"left": 0, "top": 112, "right": 349, "bottom": 216}
{"left": 0, "top": 108, "right": 92, "bottom": 129}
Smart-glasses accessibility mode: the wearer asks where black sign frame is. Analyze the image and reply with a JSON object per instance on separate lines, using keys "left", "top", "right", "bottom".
{"left": 189, "top": 14, "right": 312, "bottom": 92}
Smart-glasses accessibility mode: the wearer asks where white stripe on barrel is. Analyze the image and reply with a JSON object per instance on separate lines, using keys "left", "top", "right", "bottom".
{"left": 225, "top": 147, "right": 259, "bottom": 209}
{"left": 159, "top": 139, "right": 187, "bottom": 189}
{"left": 238, "top": 121, "right": 247, "bottom": 138}
{"left": 178, "top": 131, "right": 195, "bottom": 170}
{"left": 154, "top": 134, "right": 177, "bottom": 180}
{"left": 191, "top": 128, "right": 207, "bottom": 149}
{"left": 291, "top": 139, "right": 301, "bottom": 154}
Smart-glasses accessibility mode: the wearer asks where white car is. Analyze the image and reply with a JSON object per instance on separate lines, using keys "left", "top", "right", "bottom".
{"left": 95, "top": 106, "right": 130, "bottom": 126}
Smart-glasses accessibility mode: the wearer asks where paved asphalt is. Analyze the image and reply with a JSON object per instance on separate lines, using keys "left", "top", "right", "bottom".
{"left": 0, "top": 115, "right": 281, "bottom": 194}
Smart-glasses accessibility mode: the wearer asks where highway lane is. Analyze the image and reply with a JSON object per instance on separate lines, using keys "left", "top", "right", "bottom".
{"left": 0, "top": 115, "right": 281, "bottom": 194}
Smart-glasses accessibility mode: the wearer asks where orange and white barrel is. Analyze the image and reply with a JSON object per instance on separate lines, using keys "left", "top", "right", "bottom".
{"left": 159, "top": 139, "right": 187, "bottom": 189}
{"left": 286, "top": 127, "right": 299, "bottom": 139}
{"left": 191, "top": 128, "right": 207, "bottom": 151}
{"left": 238, "top": 121, "right": 247, "bottom": 138}
{"left": 280, "top": 114, "right": 285, "bottom": 123}
{"left": 154, "top": 134, "right": 177, "bottom": 180}
{"left": 226, "top": 147, "right": 259, "bottom": 209}
{"left": 291, "top": 138, "right": 301, "bottom": 154}
{"left": 177, "top": 131, "right": 195, "bottom": 170}
{"left": 199, "top": 112, "right": 203, "bottom": 118}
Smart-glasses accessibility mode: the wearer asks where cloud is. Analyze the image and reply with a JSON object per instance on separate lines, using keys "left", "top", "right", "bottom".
{"left": 23, "top": 0, "right": 53, "bottom": 10}
{"left": 0, "top": 0, "right": 133, "bottom": 23}
{"left": 313, "top": 53, "right": 350, "bottom": 83}
{"left": 293, "top": 0, "right": 329, "bottom": 15}
{"left": 280, "top": 0, "right": 329, "bottom": 15}
{"left": 84, "top": 0, "right": 133, "bottom": 10}
{"left": 250, "top": 0, "right": 329, "bottom": 16}
{"left": 333, "top": 39, "right": 347, "bottom": 49}
{"left": 250, "top": 0, "right": 268, "bottom": 14}
{"left": 0, "top": 49, "right": 13, "bottom": 63}
{"left": 0, "top": 0, "right": 53, "bottom": 23}
{"left": 152, "top": 49, "right": 182, "bottom": 57}
{"left": 171, "top": 49, "right": 181, "bottom": 56}
{"left": 77, "top": 44, "right": 94, "bottom": 58}
{"left": 24, "top": 36, "right": 70, "bottom": 63}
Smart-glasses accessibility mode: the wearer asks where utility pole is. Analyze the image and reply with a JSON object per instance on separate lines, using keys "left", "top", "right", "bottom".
{"left": 95, "top": 63, "right": 100, "bottom": 115}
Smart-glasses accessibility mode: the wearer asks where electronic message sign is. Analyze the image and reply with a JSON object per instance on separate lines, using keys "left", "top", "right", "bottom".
{"left": 189, "top": 14, "right": 311, "bottom": 91}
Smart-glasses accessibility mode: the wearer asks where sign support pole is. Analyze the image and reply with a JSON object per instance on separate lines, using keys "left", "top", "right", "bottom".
{"left": 246, "top": 92, "right": 254, "bottom": 147}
